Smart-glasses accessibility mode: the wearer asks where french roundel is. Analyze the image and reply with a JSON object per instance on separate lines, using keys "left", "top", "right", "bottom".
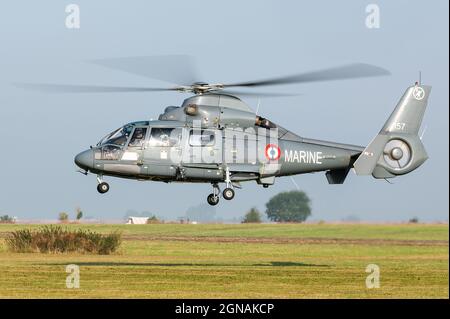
{"left": 265, "top": 144, "right": 281, "bottom": 161}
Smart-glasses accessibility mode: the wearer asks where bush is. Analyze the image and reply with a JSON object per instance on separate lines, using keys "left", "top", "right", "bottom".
{"left": 6, "top": 226, "right": 121, "bottom": 255}
{"left": 0, "top": 215, "right": 15, "bottom": 224}
{"left": 409, "top": 217, "right": 419, "bottom": 224}
{"left": 58, "top": 212, "right": 69, "bottom": 223}
{"left": 146, "top": 215, "right": 161, "bottom": 224}
{"left": 242, "top": 208, "right": 262, "bottom": 223}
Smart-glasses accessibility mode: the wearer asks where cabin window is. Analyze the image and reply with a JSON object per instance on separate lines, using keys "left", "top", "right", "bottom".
{"left": 189, "top": 130, "right": 215, "bottom": 146}
{"left": 149, "top": 128, "right": 181, "bottom": 147}
{"left": 128, "top": 127, "right": 148, "bottom": 148}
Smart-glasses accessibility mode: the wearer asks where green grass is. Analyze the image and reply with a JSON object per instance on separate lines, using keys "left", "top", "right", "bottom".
{"left": 0, "top": 223, "right": 447, "bottom": 240}
{"left": 0, "top": 223, "right": 448, "bottom": 298}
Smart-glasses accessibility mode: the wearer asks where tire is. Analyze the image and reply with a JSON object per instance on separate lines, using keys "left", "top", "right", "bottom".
{"left": 207, "top": 193, "right": 219, "bottom": 206}
{"left": 222, "top": 188, "right": 235, "bottom": 200}
{"left": 97, "top": 182, "right": 110, "bottom": 194}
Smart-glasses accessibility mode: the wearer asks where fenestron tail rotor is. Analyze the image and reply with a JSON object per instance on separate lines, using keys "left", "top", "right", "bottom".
{"left": 383, "top": 139, "right": 412, "bottom": 169}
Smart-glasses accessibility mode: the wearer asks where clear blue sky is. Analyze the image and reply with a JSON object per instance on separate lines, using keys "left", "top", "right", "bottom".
{"left": 0, "top": 0, "right": 448, "bottom": 221}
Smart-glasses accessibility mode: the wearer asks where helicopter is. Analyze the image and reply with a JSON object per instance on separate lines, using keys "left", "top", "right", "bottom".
{"left": 17, "top": 56, "right": 431, "bottom": 205}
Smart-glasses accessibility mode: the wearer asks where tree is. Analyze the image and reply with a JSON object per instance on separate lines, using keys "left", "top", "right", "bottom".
{"left": 242, "top": 208, "right": 262, "bottom": 223}
{"left": 0, "top": 215, "right": 15, "bottom": 224}
{"left": 265, "top": 191, "right": 311, "bottom": 223}
{"left": 76, "top": 207, "right": 83, "bottom": 221}
{"left": 409, "top": 217, "right": 419, "bottom": 224}
{"left": 58, "top": 212, "right": 69, "bottom": 223}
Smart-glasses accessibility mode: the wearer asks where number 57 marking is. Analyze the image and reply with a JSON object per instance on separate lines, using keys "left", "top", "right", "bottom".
{"left": 392, "top": 122, "right": 406, "bottom": 131}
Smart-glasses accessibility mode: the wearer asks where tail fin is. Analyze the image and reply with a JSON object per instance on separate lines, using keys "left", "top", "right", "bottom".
{"left": 354, "top": 84, "right": 431, "bottom": 178}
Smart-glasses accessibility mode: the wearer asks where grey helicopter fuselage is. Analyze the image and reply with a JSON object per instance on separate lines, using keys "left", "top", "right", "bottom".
{"left": 75, "top": 93, "right": 360, "bottom": 185}
{"left": 75, "top": 84, "right": 431, "bottom": 205}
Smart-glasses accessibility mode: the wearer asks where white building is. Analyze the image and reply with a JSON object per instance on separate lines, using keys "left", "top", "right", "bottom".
{"left": 126, "top": 217, "right": 149, "bottom": 225}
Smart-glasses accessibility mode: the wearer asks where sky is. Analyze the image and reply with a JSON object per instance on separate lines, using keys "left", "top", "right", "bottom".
{"left": 0, "top": 0, "right": 448, "bottom": 222}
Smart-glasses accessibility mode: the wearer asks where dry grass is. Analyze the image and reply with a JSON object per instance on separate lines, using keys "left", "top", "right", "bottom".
{"left": 6, "top": 225, "right": 121, "bottom": 255}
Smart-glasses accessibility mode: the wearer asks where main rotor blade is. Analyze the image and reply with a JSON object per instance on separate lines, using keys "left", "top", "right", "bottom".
{"left": 14, "top": 83, "right": 176, "bottom": 93}
{"left": 223, "top": 63, "right": 390, "bottom": 88}
{"left": 219, "top": 90, "right": 300, "bottom": 98}
{"left": 90, "top": 55, "right": 200, "bottom": 86}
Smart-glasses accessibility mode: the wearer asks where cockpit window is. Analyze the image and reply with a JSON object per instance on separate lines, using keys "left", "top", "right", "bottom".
{"left": 97, "top": 121, "right": 150, "bottom": 147}
{"left": 128, "top": 127, "right": 148, "bottom": 148}
{"left": 149, "top": 128, "right": 181, "bottom": 147}
{"left": 97, "top": 124, "right": 134, "bottom": 146}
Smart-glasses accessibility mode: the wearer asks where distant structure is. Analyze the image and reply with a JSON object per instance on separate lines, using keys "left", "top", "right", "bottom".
{"left": 126, "top": 217, "right": 149, "bottom": 225}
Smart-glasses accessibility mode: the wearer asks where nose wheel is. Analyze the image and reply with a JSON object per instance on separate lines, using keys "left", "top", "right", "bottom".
{"left": 97, "top": 182, "right": 110, "bottom": 194}
{"left": 96, "top": 175, "right": 110, "bottom": 194}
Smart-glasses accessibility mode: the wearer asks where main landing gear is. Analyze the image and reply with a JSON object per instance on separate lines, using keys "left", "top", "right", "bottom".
{"left": 206, "top": 167, "right": 235, "bottom": 205}
{"left": 96, "top": 175, "right": 110, "bottom": 194}
{"left": 207, "top": 185, "right": 220, "bottom": 206}
{"left": 222, "top": 187, "right": 235, "bottom": 200}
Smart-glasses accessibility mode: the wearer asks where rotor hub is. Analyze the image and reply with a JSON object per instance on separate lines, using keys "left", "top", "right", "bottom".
{"left": 390, "top": 147, "right": 403, "bottom": 160}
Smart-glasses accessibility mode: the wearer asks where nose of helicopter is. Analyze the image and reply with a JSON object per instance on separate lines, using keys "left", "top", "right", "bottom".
{"left": 74, "top": 149, "right": 94, "bottom": 170}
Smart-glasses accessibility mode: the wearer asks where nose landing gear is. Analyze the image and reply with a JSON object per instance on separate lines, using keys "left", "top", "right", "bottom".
{"left": 97, "top": 182, "right": 110, "bottom": 194}
{"left": 96, "top": 175, "right": 110, "bottom": 194}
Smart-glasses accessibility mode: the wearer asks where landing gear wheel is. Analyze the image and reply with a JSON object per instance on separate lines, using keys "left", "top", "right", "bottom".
{"left": 207, "top": 193, "right": 219, "bottom": 206}
{"left": 97, "top": 182, "right": 110, "bottom": 194}
{"left": 222, "top": 188, "right": 235, "bottom": 200}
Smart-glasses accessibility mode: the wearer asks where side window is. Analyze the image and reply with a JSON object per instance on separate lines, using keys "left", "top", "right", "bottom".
{"left": 189, "top": 130, "right": 215, "bottom": 146}
{"left": 149, "top": 128, "right": 181, "bottom": 147}
{"left": 128, "top": 127, "right": 148, "bottom": 148}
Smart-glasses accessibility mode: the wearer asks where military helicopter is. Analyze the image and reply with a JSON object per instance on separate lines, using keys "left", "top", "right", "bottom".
{"left": 18, "top": 56, "right": 431, "bottom": 205}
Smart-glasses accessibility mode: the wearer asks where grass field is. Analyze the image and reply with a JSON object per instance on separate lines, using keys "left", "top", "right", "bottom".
{"left": 0, "top": 223, "right": 448, "bottom": 298}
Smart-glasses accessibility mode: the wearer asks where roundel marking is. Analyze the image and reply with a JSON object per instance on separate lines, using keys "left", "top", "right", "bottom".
{"left": 412, "top": 86, "right": 425, "bottom": 100}
{"left": 265, "top": 144, "right": 281, "bottom": 161}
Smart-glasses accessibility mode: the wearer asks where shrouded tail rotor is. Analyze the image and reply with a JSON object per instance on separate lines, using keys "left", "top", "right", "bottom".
{"left": 383, "top": 139, "right": 412, "bottom": 170}
{"left": 354, "top": 84, "right": 431, "bottom": 178}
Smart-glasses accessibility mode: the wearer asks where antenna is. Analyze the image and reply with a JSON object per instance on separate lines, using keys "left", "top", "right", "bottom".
{"left": 419, "top": 71, "right": 422, "bottom": 85}
{"left": 255, "top": 98, "right": 261, "bottom": 115}
{"left": 290, "top": 176, "right": 301, "bottom": 190}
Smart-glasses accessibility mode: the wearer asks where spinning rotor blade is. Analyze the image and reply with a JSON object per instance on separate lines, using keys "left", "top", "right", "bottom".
{"left": 222, "top": 63, "right": 390, "bottom": 88}
{"left": 219, "top": 90, "right": 299, "bottom": 98}
{"left": 90, "top": 55, "right": 200, "bottom": 86}
{"left": 14, "top": 83, "right": 177, "bottom": 93}
{"left": 15, "top": 57, "right": 390, "bottom": 97}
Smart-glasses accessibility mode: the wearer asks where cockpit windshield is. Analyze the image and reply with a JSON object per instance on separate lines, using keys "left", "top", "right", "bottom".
{"left": 97, "top": 121, "right": 149, "bottom": 146}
